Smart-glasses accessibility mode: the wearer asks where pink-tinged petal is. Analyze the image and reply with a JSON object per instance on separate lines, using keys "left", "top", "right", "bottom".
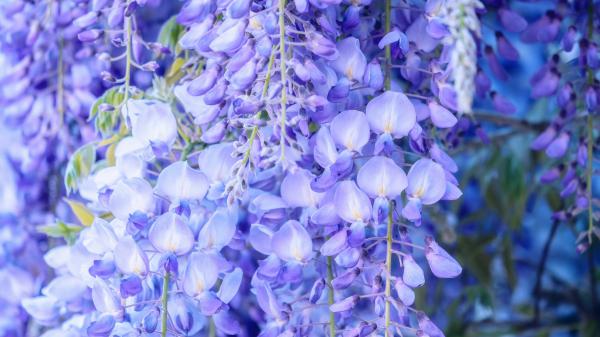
{"left": 183, "top": 252, "right": 219, "bottom": 297}
{"left": 428, "top": 101, "right": 457, "bottom": 128}
{"left": 313, "top": 127, "right": 339, "bottom": 168}
{"left": 330, "top": 37, "right": 367, "bottom": 82}
{"left": 271, "top": 220, "right": 313, "bottom": 263}
{"left": 155, "top": 161, "right": 209, "bottom": 202}
{"left": 149, "top": 212, "right": 194, "bottom": 255}
{"left": 357, "top": 156, "right": 407, "bottom": 199}
{"left": 334, "top": 181, "right": 372, "bottom": 223}
{"left": 498, "top": 8, "right": 527, "bottom": 33}
{"left": 545, "top": 132, "right": 570, "bottom": 158}
{"left": 402, "top": 255, "right": 425, "bottom": 287}
{"left": 197, "top": 208, "right": 237, "bottom": 251}
{"left": 366, "top": 91, "right": 416, "bottom": 138}
{"left": 114, "top": 236, "right": 149, "bottom": 276}
{"left": 280, "top": 169, "right": 324, "bottom": 208}
{"left": 406, "top": 159, "right": 446, "bottom": 205}
{"left": 425, "top": 236, "right": 462, "bottom": 278}
{"left": 108, "top": 178, "right": 154, "bottom": 220}
{"left": 330, "top": 110, "right": 370, "bottom": 152}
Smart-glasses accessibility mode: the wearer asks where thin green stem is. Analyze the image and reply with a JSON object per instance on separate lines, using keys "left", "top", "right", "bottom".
{"left": 161, "top": 272, "right": 170, "bottom": 337}
{"left": 278, "top": 0, "right": 288, "bottom": 161}
{"left": 124, "top": 15, "right": 133, "bottom": 103}
{"left": 241, "top": 48, "right": 277, "bottom": 169}
{"left": 384, "top": 200, "right": 394, "bottom": 337}
{"left": 57, "top": 36, "right": 64, "bottom": 128}
{"left": 262, "top": 47, "right": 277, "bottom": 100}
{"left": 209, "top": 318, "right": 216, "bottom": 337}
{"left": 327, "top": 255, "right": 336, "bottom": 337}
{"left": 384, "top": 1, "right": 393, "bottom": 335}
{"left": 384, "top": 0, "right": 392, "bottom": 91}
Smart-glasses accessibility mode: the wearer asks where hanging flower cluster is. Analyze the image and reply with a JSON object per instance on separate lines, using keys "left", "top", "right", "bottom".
{"left": 1, "top": 0, "right": 596, "bottom": 337}
{"left": 516, "top": 1, "right": 600, "bottom": 249}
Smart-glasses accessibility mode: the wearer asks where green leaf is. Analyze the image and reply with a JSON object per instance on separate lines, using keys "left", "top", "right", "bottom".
{"left": 64, "top": 143, "right": 96, "bottom": 194}
{"left": 158, "top": 16, "right": 185, "bottom": 54}
{"left": 482, "top": 154, "right": 527, "bottom": 229}
{"left": 89, "top": 87, "right": 124, "bottom": 121}
{"left": 456, "top": 235, "right": 495, "bottom": 286}
{"left": 64, "top": 199, "right": 95, "bottom": 226}
{"left": 39, "top": 220, "right": 82, "bottom": 245}
{"left": 501, "top": 235, "right": 517, "bottom": 289}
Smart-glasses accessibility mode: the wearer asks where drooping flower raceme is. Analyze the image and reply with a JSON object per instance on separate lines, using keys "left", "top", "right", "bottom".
{"left": 5, "top": 1, "right": 490, "bottom": 336}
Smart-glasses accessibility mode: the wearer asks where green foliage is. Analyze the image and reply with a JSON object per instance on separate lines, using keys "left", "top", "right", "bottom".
{"left": 483, "top": 153, "right": 528, "bottom": 229}
{"left": 38, "top": 220, "right": 82, "bottom": 245}
{"left": 501, "top": 234, "right": 517, "bottom": 289}
{"left": 158, "top": 16, "right": 185, "bottom": 55}
{"left": 64, "top": 143, "right": 96, "bottom": 194}
{"left": 455, "top": 235, "right": 495, "bottom": 286}
{"left": 64, "top": 198, "right": 95, "bottom": 226}
{"left": 89, "top": 87, "right": 124, "bottom": 135}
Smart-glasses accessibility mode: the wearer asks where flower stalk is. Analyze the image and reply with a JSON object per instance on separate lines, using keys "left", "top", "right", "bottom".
{"left": 57, "top": 36, "right": 65, "bottom": 128}
{"left": 384, "top": 200, "right": 394, "bottom": 337}
{"left": 384, "top": 1, "right": 393, "bottom": 335}
{"left": 327, "top": 255, "right": 336, "bottom": 337}
{"left": 278, "top": 0, "right": 288, "bottom": 161}
{"left": 124, "top": 15, "right": 133, "bottom": 104}
{"left": 160, "top": 272, "right": 170, "bottom": 337}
